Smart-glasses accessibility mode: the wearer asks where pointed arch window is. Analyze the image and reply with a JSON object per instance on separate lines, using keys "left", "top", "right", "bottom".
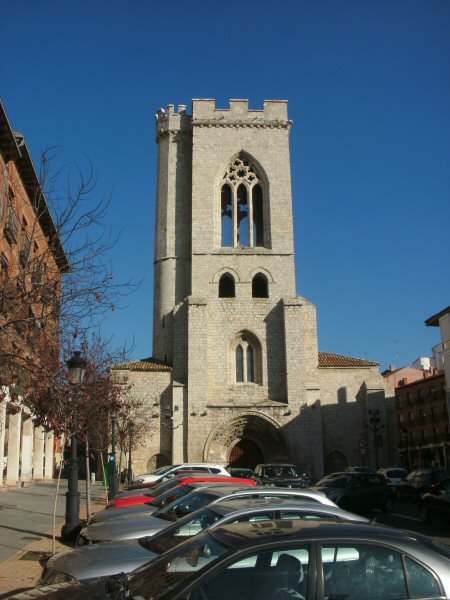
{"left": 232, "top": 332, "right": 261, "bottom": 384}
{"left": 235, "top": 345, "right": 244, "bottom": 382}
{"left": 252, "top": 273, "right": 268, "bottom": 298}
{"left": 219, "top": 273, "right": 235, "bottom": 298}
{"left": 220, "top": 157, "right": 268, "bottom": 248}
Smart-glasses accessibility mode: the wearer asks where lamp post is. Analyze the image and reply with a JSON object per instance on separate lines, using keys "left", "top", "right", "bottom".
{"left": 108, "top": 414, "right": 118, "bottom": 499}
{"left": 368, "top": 408, "right": 383, "bottom": 470}
{"left": 127, "top": 422, "right": 134, "bottom": 485}
{"left": 61, "top": 350, "right": 87, "bottom": 541}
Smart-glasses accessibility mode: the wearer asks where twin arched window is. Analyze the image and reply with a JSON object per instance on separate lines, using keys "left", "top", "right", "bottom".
{"left": 233, "top": 333, "right": 261, "bottom": 384}
{"left": 221, "top": 157, "right": 266, "bottom": 248}
{"left": 218, "top": 272, "right": 269, "bottom": 299}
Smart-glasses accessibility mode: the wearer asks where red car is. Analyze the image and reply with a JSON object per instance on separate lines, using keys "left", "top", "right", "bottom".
{"left": 108, "top": 475, "right": 256, "bottom": 509}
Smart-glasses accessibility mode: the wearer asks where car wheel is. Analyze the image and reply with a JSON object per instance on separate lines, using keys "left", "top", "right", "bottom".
{"left": 420, "top": 503, "right": 432, "bottom": 524}
{"left": 383, "top": 495, "right": 395, "bottom": 513}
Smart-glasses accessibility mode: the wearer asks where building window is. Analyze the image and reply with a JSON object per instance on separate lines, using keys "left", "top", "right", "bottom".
{"left": 252, "top": 273, "right": 268, "bottom": 298}
{"left": 220, "top": 156, "right": 268, "bottom": 248}
{"left": 219, "top": 273, "right": 235, "bottom": 298}
{"left": 231, "top": 332, "right": 261, "bottom": 384}
{"left": 235, "top": 345, "right": 244, "bottom": 382}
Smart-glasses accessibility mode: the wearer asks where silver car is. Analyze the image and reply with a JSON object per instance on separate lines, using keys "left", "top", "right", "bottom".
{"left": 90, "top": 484, "right": 336, "bottom": 523}
{"left": 77, "top": 485, "right": 250, "bottom": 544}
{"left": 41, "top": 498, "right": 367, "bottom": 583}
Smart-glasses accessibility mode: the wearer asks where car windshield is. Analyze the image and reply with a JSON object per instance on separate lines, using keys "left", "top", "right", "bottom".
{"left": 148, "top": 484, "right": 194, "bottom": 507}
{"left": 152, "top": 465, "right": 178, "bottom": 476}
{"left": 315, "top": 475, "right": 352, "bottom": 489}
{"left": 140, "top": 507, "right": 223, "bottom": 554}
{"left": 263, "top": 466, "right": 305, "bottom": 478}
{"left": 154, "top": 491, "right": 219, "bottom": 522}
{"left": 143, "top": 478, "right": 187, "bottom": 499}
{"left": 130, "top": 532, "right": 229, "bottom": 599}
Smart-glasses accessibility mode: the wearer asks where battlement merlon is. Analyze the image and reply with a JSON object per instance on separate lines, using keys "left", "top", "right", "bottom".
{"left": 155, "top": 104, "right": 192, "bottom": 142}
{"left": 155, "top": 100, "right": 292, "bottom": 140}
{"left": 191, "top": 99, "right": 292, "bottom": 128}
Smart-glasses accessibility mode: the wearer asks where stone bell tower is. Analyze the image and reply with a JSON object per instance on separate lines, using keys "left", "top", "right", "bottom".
{"left": 153, "top": 99, "right": 323, "bottom": 476}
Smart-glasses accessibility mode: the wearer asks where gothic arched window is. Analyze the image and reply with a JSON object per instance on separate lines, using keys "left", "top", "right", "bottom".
{"left": 232, "top": 332, "right": 261, "bottom": 384}
{"left": 235, "top": 345, "right": 244, "bottom": 382}
{"left": 252, "top": 273, "right": 268, "bottom": 298}
{"left": 219, "top": 273, "right": 235, "bottom": 298}
{"left": 220, "top": 157, "right": 268, "bottom": 248}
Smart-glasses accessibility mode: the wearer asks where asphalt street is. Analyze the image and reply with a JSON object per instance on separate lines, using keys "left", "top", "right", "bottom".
{"left": 0, "top": 480, "right": 105, "bottom": 563}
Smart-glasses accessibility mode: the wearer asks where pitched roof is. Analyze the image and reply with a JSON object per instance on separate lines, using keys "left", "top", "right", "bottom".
{"left": 111, "top": 357, "right": 172, "bottom": 372}
{"left": 318, "top": 352, "right": 379, "bottom": 368}
{"left": 425, "top": 306, "right": 450, "bottom": 327}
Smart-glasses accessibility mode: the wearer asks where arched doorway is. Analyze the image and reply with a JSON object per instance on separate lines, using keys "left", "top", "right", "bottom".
{"left": 228, "top": 438, "right": 264, "bottom": 470}
{"left": 204, "top": 411, "right": 289, "bottom": 466}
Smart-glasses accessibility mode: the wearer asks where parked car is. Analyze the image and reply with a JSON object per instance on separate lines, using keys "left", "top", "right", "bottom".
{"left": 419, "top": 478, "right": 450, "bottom": 524}
{"left": 309, "top": 471, "right": 395, "bottom": 513}
{"left": 252, "top": 464, "right": 311, "bottom": 488}
{"left": 377, "top": 467, "right": 408, "bottom": 487}
{"left": 108, "top": 476, "right": 255, "bottom": 509}
{"left": 226, "top": 467, "right": 254, "bottom": 479}
{"left": 91, "top": 484, "right": 337, "bottom": 524}
{"left": 77, "top": 484, "right": 260, "bottom": 544}
{"left": 41, "top": 498, "right": 367, "bottom": 583}
{"left": 125, "top": 470, "right": 215, "bottom": 492}
{"left": 13, "top": 520, "right": 450, "bottom": 599}
{"left": 396, "top": 468, "right": 450, "bottom": 501}
{"left": 345, "top": 466, "right": 377, "bottom": 474}
{"left": 132, "top": 463, "right": 229, "bottom": 485}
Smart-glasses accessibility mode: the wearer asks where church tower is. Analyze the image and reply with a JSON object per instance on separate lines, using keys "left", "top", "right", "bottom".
{"left": 153, "top": 99, "right": 324, "bottom": 475}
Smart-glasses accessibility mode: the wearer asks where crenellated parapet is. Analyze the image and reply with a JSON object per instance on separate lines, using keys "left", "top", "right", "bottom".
{"left": 155, "top": 103, "right": 192, "bottom": 142}
{"left": 191, "top": 98, "right": 292, "bottom": 129}
{"left": 155, "top": 100, "right": 292, "bottom": 140}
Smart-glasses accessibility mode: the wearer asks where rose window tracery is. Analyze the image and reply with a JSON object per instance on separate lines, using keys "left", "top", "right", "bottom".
{"left": 223, "top": 159, "right": 259, "bottom": 186}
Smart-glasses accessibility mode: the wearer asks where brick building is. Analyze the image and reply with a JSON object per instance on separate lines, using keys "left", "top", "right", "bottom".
{"left": 114, "top": 99, "right": 396, "bottom": 480}
{"left": 396, "top": 371, "right": 448, "bottom": 469}
{"left": 0, "top": 99, "right": 68, "bottom": 485}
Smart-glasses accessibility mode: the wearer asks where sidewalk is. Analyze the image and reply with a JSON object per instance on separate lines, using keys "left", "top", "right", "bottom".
{"left": 0, "top": 481, "right": 107, "bottom": 597}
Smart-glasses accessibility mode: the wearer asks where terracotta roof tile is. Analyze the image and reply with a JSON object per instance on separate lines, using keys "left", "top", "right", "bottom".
{"left": 318, "top": 352, "right": 379, "bottom": 368}
{"left": 111, "top": 357, "right": 172, "bottom": 372}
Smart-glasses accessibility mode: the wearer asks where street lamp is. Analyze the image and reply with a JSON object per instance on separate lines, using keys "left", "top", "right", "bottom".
{"left": 127, "top": 422, "right": 134, "bottom": 485}
{"left": 368, "top": 408, "right": 384, "bottom": 470}
{"left": 108, "top": 414, "right": 118, "bottom": 499}
{"left": 61, "top": 350, "right": 87, "bottom": 541}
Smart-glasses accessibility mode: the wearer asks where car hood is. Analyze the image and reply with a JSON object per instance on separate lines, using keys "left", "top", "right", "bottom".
{"left": 47, "top": 540, "right": 157, "bottom": 580}
{"left": 86, "top": 514, "right": 170, "bottom": 542}
{"left": 91, "top": 504, "right": 156, "bottom": 523}
{"left": 263, "top": 477, "right": 308, "bottom": 486}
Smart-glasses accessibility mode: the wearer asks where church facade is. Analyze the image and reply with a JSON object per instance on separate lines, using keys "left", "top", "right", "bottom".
{"left": 114, "top": 99, "right": 396, "bottom": 480}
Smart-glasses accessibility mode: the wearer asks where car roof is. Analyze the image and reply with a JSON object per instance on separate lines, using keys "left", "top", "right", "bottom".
{"left": 208, "top": 487, "right": 330, "bottom": 501}
{"left": 209, "top": 497, "right": 362, "bottom": 518}
{"left": 208, "top": 518, "right": 422, "bottom": 548}
{"left": 188, "top": 483, "right": 251, "bottom": 492}
{"left": 256, "top": 463, "right": 298, "bottom": 467}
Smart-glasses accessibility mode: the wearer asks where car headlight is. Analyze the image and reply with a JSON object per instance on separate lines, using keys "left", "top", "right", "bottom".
{"left": 42, "top": 569, "right": 75, "bottom": 585}
{"left": 76, "top": 527, "right": 90, "bottom": 546}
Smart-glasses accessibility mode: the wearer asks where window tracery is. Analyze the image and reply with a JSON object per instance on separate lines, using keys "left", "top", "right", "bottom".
{"left": 231, "top": 332, "right": 261, "bottom": 384}
{"left": 220, "top": 157, "right": 267, "bottom": 248}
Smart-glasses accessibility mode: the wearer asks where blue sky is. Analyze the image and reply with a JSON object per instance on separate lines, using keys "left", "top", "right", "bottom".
{"left": 2, "top": 0, "right": 449, "bottom": 370}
